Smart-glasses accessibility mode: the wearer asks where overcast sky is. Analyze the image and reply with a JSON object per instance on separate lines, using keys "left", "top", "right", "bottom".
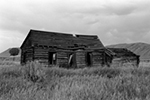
{"left": 0, "top": 0, "right": 150, "bottom": 52}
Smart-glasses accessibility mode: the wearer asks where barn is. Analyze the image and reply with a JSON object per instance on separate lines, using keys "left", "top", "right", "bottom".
{"left": 20, "top": 29, "right": 139, "bottom": 68}
{"left": 20, "top": 29, "right": 115, "bottom": 68}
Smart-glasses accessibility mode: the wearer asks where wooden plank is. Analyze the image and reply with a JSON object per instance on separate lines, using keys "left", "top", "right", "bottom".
{"left": 34, "top": 51, "right": 48, "bottom": 53}
{"left": 34, "top": 54, "right": 48, "bottom": 57}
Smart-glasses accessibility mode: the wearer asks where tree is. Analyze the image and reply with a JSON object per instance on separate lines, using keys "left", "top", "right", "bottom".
{"left": 9, "top": 48, "right": 20, "bottom": 61}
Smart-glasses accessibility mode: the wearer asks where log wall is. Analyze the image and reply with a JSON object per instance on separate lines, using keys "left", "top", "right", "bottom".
{"left": 32, "top": 47, "right": 74, "bottom": 67}
{"left": 92, "top": 52, "right": 104, "bottom": 66}
{"left": 57, "top": 52, "right": 70, "bottom": 67}
{"left": 21, "top": 47, "right": 34, "bottom": 64}
{"left": 75, "top": 50, "right": 113, "bottom": 68}
{"left": 76, "top": 51, "right": 87, "bottom": 68}
{"left": 111, "top": 56, "right": 139, "bottom": 67}
{"left": 21, "top": 46, "right": 118, "bottom": 68}
{"left": 34, "top": 47, "right": 49, "bottom": 65}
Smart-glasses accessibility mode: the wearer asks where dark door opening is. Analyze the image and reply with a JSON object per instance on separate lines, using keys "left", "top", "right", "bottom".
{"left": 49, "top": 52, "right": 56, "bottom": 65}
{"left": 86, "top": 52, "right": 92, "bottom": 66}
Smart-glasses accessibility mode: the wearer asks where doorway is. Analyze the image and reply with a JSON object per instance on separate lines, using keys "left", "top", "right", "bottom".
{"left": 49, "top": 52, "right": 56, "bottom": 65}
{"left": 86, "top": 52, "right": 92, "bottom": 66}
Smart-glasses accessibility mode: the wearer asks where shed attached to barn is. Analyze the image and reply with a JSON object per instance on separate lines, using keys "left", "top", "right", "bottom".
{"left": 20, "top": 29, "right": 114, "bottom": 68}
{"left": 107, "top": 48, "right": 140, "bottom": 67}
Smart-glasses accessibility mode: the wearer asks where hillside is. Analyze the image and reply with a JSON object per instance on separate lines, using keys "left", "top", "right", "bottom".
{"left": 0, "top": 48, "right": 21, "bottom": 57}
{"left": 0, "top": 48, "right": 21, "bottom": 66}
{"left": 107, "top": 42, "right": 150, "bottom": 60}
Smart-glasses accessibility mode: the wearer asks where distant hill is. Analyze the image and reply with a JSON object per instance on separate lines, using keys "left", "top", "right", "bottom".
{"left": 0, "top": 48, "right": 21, "bottom": 66}
{"left": 107, "top": 42, "right": 150, "bottom": 60}
{"left": 0, "top": 48, "right": 21, "bottom": 57}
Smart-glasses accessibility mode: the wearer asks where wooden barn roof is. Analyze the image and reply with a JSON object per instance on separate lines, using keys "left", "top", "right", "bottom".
{"left": 20, "top": 29, "right": 104, "bottom": 49}
{"left": 107, "top": 48, "right": 139, "bottom": 57}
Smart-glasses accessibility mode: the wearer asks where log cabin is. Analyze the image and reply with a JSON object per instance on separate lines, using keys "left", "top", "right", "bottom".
{"left": 20, "top": 29, "right": 139, "bottom": 68}
{"left": 20, "top": 29, "right": 115, "bottom": 68}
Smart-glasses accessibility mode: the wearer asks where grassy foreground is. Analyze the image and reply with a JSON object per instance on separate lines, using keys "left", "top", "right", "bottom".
{"left": 0, "top": 62, "right": 150, "bottom": 100}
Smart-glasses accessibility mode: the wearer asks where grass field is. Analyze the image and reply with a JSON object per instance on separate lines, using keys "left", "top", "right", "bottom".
{"left": 0, "top": 62, "right": 150, "bottom": 100}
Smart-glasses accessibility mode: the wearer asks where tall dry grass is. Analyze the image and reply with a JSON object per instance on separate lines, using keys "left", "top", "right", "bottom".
{"left": 0, "top": 62, "right": 150, "bottom": 100}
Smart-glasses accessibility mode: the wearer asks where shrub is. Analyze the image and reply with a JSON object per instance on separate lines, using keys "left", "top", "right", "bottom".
{"left": 22, "top": 62, "right": 46, "bottom": 83}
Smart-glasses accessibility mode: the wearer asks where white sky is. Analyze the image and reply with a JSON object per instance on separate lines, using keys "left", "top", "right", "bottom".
{"left": 0, "top": 0, "right": 150, "bottom": 52}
